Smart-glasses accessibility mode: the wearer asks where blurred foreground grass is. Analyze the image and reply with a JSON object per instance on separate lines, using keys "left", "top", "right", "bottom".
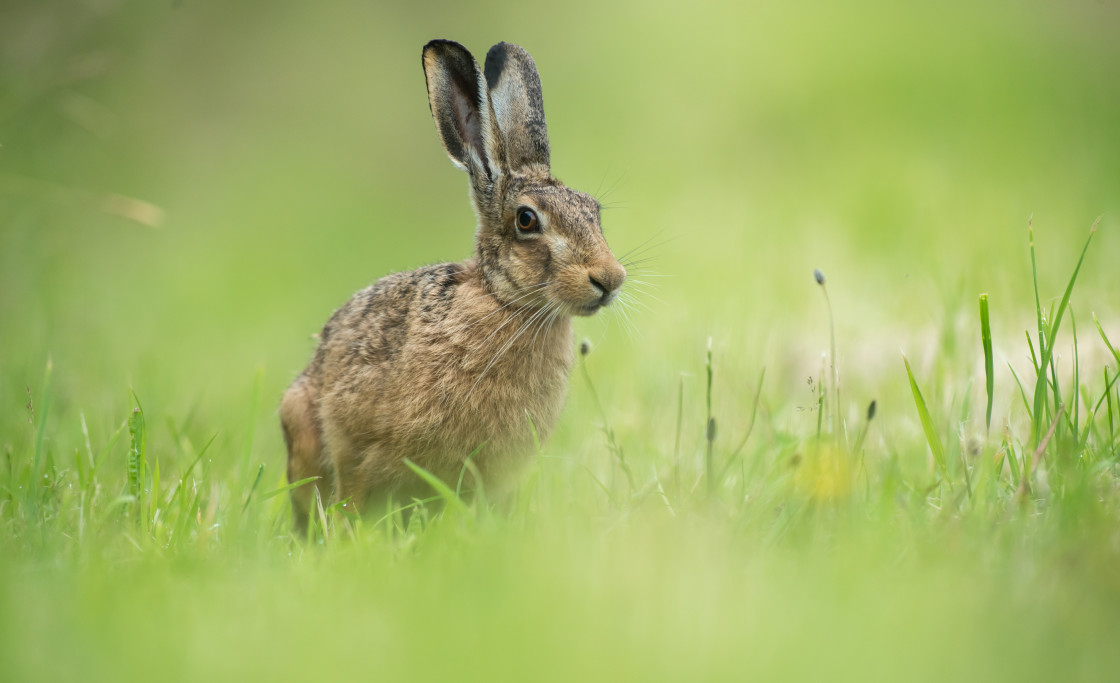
{"left": 3, "top": 1, "right": 1120, "bottom": 680}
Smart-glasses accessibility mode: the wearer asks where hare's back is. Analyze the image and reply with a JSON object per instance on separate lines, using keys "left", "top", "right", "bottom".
{"left": 309, "top": 262, "right": 467, "bottom": 385}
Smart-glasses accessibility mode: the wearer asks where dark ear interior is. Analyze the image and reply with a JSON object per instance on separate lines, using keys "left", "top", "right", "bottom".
{"left": 484, "top": 42, "right": 550, "bottom": 171}
{"left": 423, "top": 40, "right": 491, "bottom": 175}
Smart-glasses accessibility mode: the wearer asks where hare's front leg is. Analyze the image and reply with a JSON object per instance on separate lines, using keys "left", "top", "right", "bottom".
{"left": 281, "top": 377, "right": 331, "bottom": 533}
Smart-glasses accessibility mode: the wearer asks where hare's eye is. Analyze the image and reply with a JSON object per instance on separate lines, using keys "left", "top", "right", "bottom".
{"left": 516, "top": 208, "right": 539, "bottom": 233}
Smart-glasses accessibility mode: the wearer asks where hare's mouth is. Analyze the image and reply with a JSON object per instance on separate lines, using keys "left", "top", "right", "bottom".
{"left": 574, "top": 287, "right": 620, "bottom": 316}
{"left": 575, "top": 301, "right": 604, "bottom": 317}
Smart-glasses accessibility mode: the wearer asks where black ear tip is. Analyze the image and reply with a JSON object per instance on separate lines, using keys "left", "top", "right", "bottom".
{"left": 425, "top": 39, "right": 461, "bottom": 50}
{"left": 486, "top": 41, "right": 526, "bottom": 64}
{"left": 484, "top": 44, "right": 511, "bottom": 87}
{"left": 484, "top": 42, "right": 536, "bottom": 88}
{"left": 423, "top": 39, "right": 473, "bottom": 62}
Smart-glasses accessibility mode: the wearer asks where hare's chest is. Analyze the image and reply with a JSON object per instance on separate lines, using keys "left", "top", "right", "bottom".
{"left": 426, "top": 314, "right": 574, "bottom": 450}
{"left": 466, "top": 330, "right": 572, "bottom": 434}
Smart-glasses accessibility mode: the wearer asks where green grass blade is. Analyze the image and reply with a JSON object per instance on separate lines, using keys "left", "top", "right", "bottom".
{"left": 581, "top": 466, "right": 613, "bottom": 502}
{"left": 1004, "top": 440, "right": 1022, "bottom": 487}
{"left": 456, "top": 442, "right": 487, "bottom": 497}
{"left": 673, "top": 373, "right": 684, "bottom": 497}
{"left": 313, "top": 487, "right": 330, "bottom": 540}
{"left": 78, "top": 412, "right": 94, "bottom": 486}
{"left": 126, "top": 393, "right": 147, "bottom": 523}
{"left": 1085, "top": 369, "right": 1119, "bottom": 448}
{"left": 1007, "top": 363, "right": 1033, "bottom": 420}
{"left": 957, "top": 380, "right": 974, "bottom": 499}
{"left": 705, "top": 337, "right": 713, "bottom": 426}
{"left": 816, "top": 371, "right": 825, "bottom": 441}
{"left": 706, "top": 337, "right": 714, "bottom": 496}
{"left": 98, "top": 495, "right": 138, "bottom": 524}
{"left": 172, "top": 488, "right": 202, "bottom": 546}
{"left": 580, "top": 350, "right": 632, "bottom": 495}
{"left": 1071, "top": 308, "right": 1080, "bottom": 438}
{"left": 369, "top": 495, "right": 442, "bottom": 529}
{"left": 150, "top": 445, "right": 160, "bottom": 528}
{"left": 257, "top": 476, "right": 320, "bottom": 503}
{"left": 1107, "top": 368, "right": 1116, "bottom": 447}
{"left": 462, "top": 459, "right": 489, "bottom": 511}
{"left": 1024, "top": 331, "right": 1039, "bottom": 374}
{"left": 241, "top": 463, "right": 266, "bottom": 513}
{"left": 90, "top": 419, "right": 129, "bottom": 481}
{"left": 165, "top": 433, "right": 217, "bottom": 511}
{"left": 903, "top": 354, "right": 948, "bottom": 478}
{"left": 1046, "top": 320, "right": 1064, "bottom": 440}
{"left": 1030, "top": 220, "right": 1097, "bottom": 446}
{"left": 979, "top": 294, "right": 994, "bottom": 434}
{"left": 1094, "top": 313, "right": 1120, "bottom": 368}
{"left": 1028, "top": 217, "right": 1046, "bottom": 371}
{"left": 29, "top": 359, "right": 54, "bottom": 515}
{"left": 720, "top": 367, "right": 766, "bottom": 481}
{"left": 404, "top": 459, "right": 469, "bottom": 515}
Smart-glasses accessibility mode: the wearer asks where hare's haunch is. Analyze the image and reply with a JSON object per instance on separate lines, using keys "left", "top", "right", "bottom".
{"left": 281, "top": 41, "right": 626, "bottom": 528}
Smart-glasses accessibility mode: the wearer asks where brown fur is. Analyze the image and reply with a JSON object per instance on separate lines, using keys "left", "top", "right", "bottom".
{"left": 282, "top": 41, "right": 625, "bottom": 529}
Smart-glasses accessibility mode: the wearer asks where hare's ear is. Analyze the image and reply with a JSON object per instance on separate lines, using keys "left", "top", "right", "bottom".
{"left": 484, "top": 42, "right": 550, "bottom": 172}
{"left": 422, "top": 40, "right": 503, "bottom": 179}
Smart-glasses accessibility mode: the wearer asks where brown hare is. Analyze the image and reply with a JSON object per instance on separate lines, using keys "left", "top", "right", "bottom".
{"left": 280, "top": 40, "right": 626, "bottom": 529}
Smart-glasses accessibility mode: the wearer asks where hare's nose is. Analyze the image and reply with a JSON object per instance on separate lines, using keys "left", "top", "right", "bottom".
{"left": 588, "top": 264, "right": 626, "bottom": 304}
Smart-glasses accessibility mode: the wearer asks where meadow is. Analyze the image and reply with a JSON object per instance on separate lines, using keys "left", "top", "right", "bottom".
{"left": 2, "top": 1, "right": 1120, "bottom": 680}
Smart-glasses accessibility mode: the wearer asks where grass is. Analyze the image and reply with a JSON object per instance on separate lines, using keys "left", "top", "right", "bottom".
{"left": 3, "top": 221, "right": 1119, "bottom": 681}
{"left": 3, "top": 1, "right": 1120, "bottom": 680}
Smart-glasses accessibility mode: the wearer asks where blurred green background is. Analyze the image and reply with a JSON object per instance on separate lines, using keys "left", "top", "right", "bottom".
{"left": 3, "top": 0, "right": 1118, "bottom": 433}
{"left": 2, "top": 1, "right": 1120, "bottom": 680}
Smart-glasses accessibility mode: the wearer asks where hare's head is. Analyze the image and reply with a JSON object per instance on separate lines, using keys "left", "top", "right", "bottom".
{"left": 423, "top": 40, "right": 625, "bottom": 317}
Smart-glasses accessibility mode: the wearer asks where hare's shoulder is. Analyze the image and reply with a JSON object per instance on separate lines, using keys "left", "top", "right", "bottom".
{"left": 315, "top": 262, "right": 472, "bottom": 361}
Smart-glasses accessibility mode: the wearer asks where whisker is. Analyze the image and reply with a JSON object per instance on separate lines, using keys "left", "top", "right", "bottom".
{"left": 473, "top": 305, "right": 533, "bottom": 349}
{"left": 528, "top": 302, "right": 562, "bottom": 352}
{"left": 459, "top": 281, "right": 550, "bottom": 309}
{"left": 469, "top": 303, "right": 556, "bottom": 397}
{"left": 617, "top": 227, "right": 670, "bottom": 258}
{"left": 613, "top": 298, "right": 638, "bottom": 342}
{"left": 621, "top": 256, "right": 662, "bottom": 269}
{"left": 618, "top": 267, "right": 667, "bottom": 275}
{"left": 623, "top": 279, "right": 663, "bottom": 291}
{"left": 454, "top": 280, "right": 551, "bottom": 310}
{"left": 480, "top": 303, "right": 553, "bottom": 370}
{"left": 622, "top": 288, "right": 659, "bottom": 300}
{"left": 601, "top": 297, "right": 630, "bottom": 344}
{"left": 450, "top": 282, "right": 553, "bottom": 338}
{"left": 617, "top": 232, "right": 679, "bottom": 264}
{"left": 621, "top": 291, "right": 664, "bottom": 308}
{"left": 594, "top": 168, "right": 628, "bottom": 206}
{"left": 618, "top": 291, "right": 658, "bottom": 312}
{"left": 622, "top": 283, "right": 664, "bottom": 304}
